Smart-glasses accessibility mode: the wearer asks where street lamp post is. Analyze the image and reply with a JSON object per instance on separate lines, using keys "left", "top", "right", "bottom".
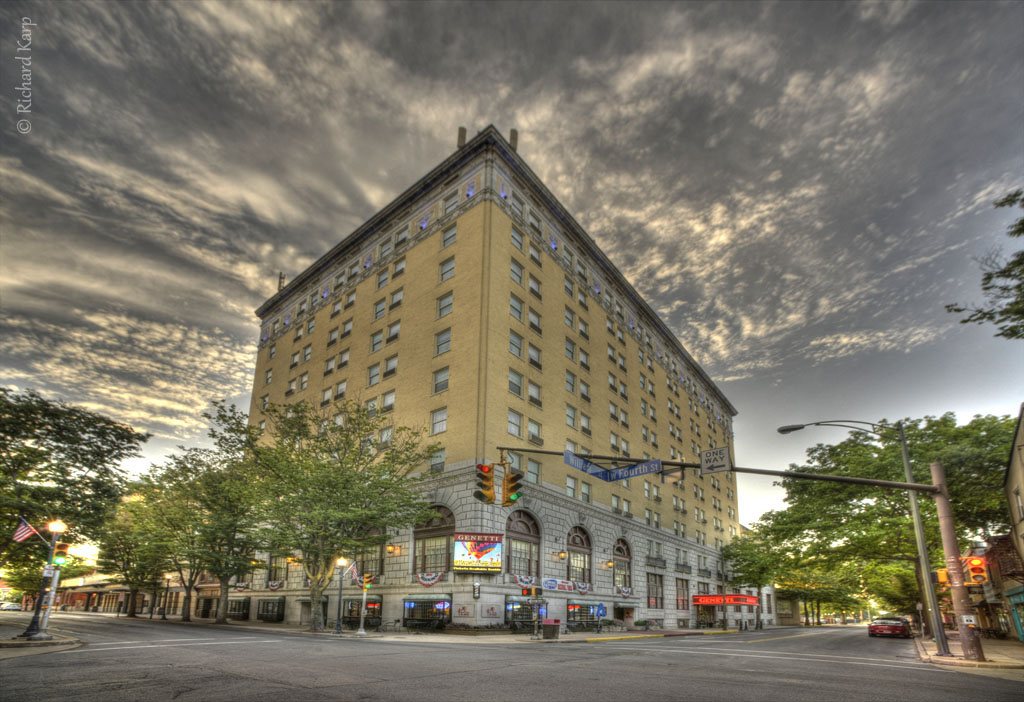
{"left": 161, "top": 575, "right": 172, "bottom": 620}
{"left": 778, "top": 420, "right": 950, "bottom": 656}
{"left": 19, "top": 519, "right": 67, "bottom": 640}
{"left": 334, "top": 557, "right": 347, "bottom": 635}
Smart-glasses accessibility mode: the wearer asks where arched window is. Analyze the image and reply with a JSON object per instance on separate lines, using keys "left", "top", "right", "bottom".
{"left": 414, "top": 506, "right": 454, "bottom": 573}
{"left": 506, "top": 511, "right": 540, "bottom": 576}
{"left": 567, "top": 526, "right": 591, "bottom": 584}
{"left": 613, "top": 538, "right": 631, "bottom": 589}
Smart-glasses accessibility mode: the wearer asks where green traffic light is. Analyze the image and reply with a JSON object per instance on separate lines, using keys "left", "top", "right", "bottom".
{"left": 53, "top": 555, "right": 67, "bottom": 565}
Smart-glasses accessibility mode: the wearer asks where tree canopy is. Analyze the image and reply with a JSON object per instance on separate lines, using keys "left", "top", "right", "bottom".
{"left": 1, "top": 388, "right": 148, "bottom": 570}
{"left": 946, "top": 188, "right": 1024, "bottom": 339}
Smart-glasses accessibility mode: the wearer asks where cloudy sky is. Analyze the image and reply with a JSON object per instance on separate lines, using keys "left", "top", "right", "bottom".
{"left": 2, "top": 0, "right": 1021, "bottom": 524}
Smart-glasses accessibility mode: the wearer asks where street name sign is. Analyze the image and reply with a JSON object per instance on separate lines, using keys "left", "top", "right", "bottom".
{"left": 564, "top": 451, "right": 608, "bottom": 477}
{"left": 701, "top": 447, "right": 731, "bottom": 475}
{"left": 604, "top": 458, "right": 662, "bottom": 482}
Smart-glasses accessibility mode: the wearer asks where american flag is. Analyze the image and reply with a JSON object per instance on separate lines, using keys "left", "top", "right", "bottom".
{"left": 13, "top": 517, "right": 38, "bottom": 543}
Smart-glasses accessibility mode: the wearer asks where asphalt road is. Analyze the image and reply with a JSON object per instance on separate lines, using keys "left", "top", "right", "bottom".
{"left": 2, "top": 613, "right": 1021, "bottom": 702}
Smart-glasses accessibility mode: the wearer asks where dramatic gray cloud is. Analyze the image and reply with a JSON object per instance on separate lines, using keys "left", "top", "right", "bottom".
{"left": 1, "top": 0, "right": 1021, "bottom": 523}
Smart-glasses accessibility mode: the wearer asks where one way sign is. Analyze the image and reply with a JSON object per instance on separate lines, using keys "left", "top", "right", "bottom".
{"left": 701, "top": 448, "right": 731, "bottom": 475}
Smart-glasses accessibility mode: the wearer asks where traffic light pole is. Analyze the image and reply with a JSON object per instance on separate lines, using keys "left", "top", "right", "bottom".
{"left": 37, "top": 567, "right": 62, "bottom": 637}
{"left": 930, "top": 461, "right": 984, "bottom": 661}
{"left": 357, "top": 585, "right": 368, "bottom": 637}
{"left": 18, "top": 533, "right": 58, "bottom": 639}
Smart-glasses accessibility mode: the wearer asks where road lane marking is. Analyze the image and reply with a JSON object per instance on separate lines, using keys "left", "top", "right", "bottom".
{"left": 84, "top": 638, "right": 218, "bottom": 646}
{"left": 589, "top": 645, "right": 943, "bottom": 672}
{"left": 58, "top": 640, "right": 280, "bottom": 653}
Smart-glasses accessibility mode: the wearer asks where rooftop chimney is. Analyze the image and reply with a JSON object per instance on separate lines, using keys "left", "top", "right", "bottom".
{"left": 278, "top": 272, "right": 286, "bottom": 291}
{"left": 457, "top": 126, "right": 467, "bottom": 148}
{"left": 509, "top": 129, "right": 518, "bottom": 152}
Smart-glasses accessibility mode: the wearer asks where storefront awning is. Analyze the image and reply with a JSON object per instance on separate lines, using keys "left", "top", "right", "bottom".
{"left": 403, "top": 593, "right": 452, "bottom": 601}
{"left": 296, "top": 596, "right": 329, "bottom": 603}
{"left": 568, "top": 600, "right": 604, "bottom": 606}
{"left": 613, "top": 602, "right": 636, "bottom": 608}
{"left": 343, "top": 595, "right": 382, "bottom": 602}
{"left": 505, "top": 595, "right": 544, "bottom": 603}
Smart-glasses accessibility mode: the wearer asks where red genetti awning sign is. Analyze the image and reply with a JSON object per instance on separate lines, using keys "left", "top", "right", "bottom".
{"left": 692, "top": 594, "right": 760, "bottom": 606}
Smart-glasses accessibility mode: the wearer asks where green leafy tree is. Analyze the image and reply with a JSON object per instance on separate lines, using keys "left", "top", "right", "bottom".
{"left": 722, "top": 528, "right": 781, "bottom": 630}
{"left": 250, "top": 399, "right": 439, "bottom": 632}
{"left": 0, "top": 388, "right": 148, "bottom": 570}
{"left": 96, "top": 498, "right": 170, "bottom": 617}
{"left": 186, "top": 402, "right": 264, "bottom": 624}
{"left": 1, "top": 555, "right": 94, "bottom": 598}
{"left": 947, "top": 189, "right": 1024, "bottom": 339}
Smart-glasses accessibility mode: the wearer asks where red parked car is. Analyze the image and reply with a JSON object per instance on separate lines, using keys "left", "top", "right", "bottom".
{"left": 868, "top": 618, "right": 912, "bottom": 638}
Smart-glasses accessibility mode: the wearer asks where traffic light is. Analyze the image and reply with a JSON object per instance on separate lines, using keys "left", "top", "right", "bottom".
{"left": 936, "top": 568, "right": 949, "bottom": 585}
{"left": 963, "top": 556, "right": 988, "bottom": 585}
{"left": 502, "top": 470, "right": 524, "bottom": 506}
{"left": 53, "top": 542, "right": 70, "bottom": 566}
{"left": 363, "top": 574, "right": 373, "bottom": 590}
{"left": 521, "top": 587, "right": 541, "bottom": 598}
{"left": 473, "top": 464, "right": 495, "bottom": 504}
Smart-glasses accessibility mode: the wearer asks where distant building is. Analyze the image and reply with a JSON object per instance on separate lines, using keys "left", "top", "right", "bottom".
{"left": 242, "top": 125, "right": 744, "bottom": 629}
{"left": 998, "top": 403, "right": 1024, "bottom": 641}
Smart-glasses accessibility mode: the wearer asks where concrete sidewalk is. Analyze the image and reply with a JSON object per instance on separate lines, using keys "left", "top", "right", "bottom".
{"left": 2, "top": 610, "right": 749, "bottom": 650}
{"left": 915, "top": 631, "right": 1024, "bottom": 669}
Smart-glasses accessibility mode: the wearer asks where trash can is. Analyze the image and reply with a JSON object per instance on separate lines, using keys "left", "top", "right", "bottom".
{"left": 542, "top": 618, "right": 560, "bottom": 640}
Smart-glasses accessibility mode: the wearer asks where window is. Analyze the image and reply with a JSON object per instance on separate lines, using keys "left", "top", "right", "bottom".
{"left": 291, "top": 351, "right": 300, "bottom": 367}
{"left": 431, "top": 407, "right": 447, "bottom": 434}
{"left": 647, "top": 573, "right": 664, "bottom": 609}
{"left": 527, "top": 381, "right": 542, "bottom": 407}
{"left": 529, "top": 242, "right": 541, "bottom": 266}
{"left": 307, "top": 319, "right": 315, "bottom": 335}
{"left": 577, "top": 288, "right": 587, "bottom": 307}
{"left": 367, "top": 363, "right": 380, "bottom": 386}
{"left": 510, "top": 294, "right": 523, "bottom": 321}
{"left": 613, "top": 539, "right": 631, "bottom": 589}
{"left": 328, "top": 328, "right": 339, "bottom": 345}
{"left": 379, "top": 238, "right": 393, "bottom": 258}
{"left": 527, "top": 344, "right": 541, "bottom": 369}
{"left": 511, "top": 194, "right": 524, "bottom": 218}
{"left": 580, "top": 481, "right": 591, "bottom": 503}
{"left": 433, "top": 367, "right": 449, "bottom": 393}
{"left": 579, "top": 348, "right": 590, "bottom": 369}
{"left": 393, "top": 257, "right": 406, "bottom": 277}
{"left": 528, "top": 275, "right": 542, "bottom": 299}
{"left": 564, "top": 275, "right": 574, "bottom": 296}
{"left": 566, "top": 404, "right": 577, "bottom": 428}
{"left": 527, "top": 419, "right": 542, "bottom": 443}
{"left": 387, "top": 320, "right": 400, "bottom": 343}
{"left": 507, "top": 409, "right": 523, "bottom": 437}
{"left": 526, "top": 458, "right": 540, "bottom": 484}
{"left": 564, "top": 307, "right": 575, "bottom": 328}
{"left": 528, "top": 308, "right": 542, "bottom": 333}
{"left": 299, "top": 372, "right": 309, "bottom": 391}
{"left": 580, "top": 380, "right": 591, "bottom": 402}
{"left": 435, "top": 328, "right": 451, "bottom": 355}
{"left": 508, "top": 369, "right": 523, "bottom": 396}
{"left": 324, "top": 357, "right": 336, "bottom": 375}
{"left": 341, "top": 319, "right": 353, "bottom": 337}
{"left": 528, "top": 211, "right": 541, "bottom": 232}
{"left": 507, "top": 511, "right": 541, "bottom": 577}
{"left": 511, "top": 259, "right": 523, "bottom": 284}
{"left": 439, "top": 256, "right": 455, "bottom": 281}
{"left": 509, "top": 330, "right": 523, "bottom": 357}
{"left": 578, "top": 319, "right": 589, "bottom": 338}
{"left": 377, "top": 269, "right": 388, "bottom": 289}
{"left": 437, "top": 292, "right": 453, "bottom": 318}
{"left": 430, "top": 448, "right": 445, "bottom": 473}
{"left": 413, "top": 507, "right": 454, "bottom": 573}
{"left": 338, "top": 348, "right": 350, "bottom": 367}
{"left": 580, "top": 411, "right": 591, "bottom": 436}
{"left": 565, "top": 370, "right": 576, "bottom": 393}
{"left": 260, "top": 394, "right": 269, "bottom": 410}
{"left": 442, "top": 225, "right": 456, "bottom": 248}
{"left": 565, "top": 338, "right": 576, "bottom": 360}
{"left": 334, "top": 380, "right": 347, "bottom": 399}
{"left": 511, "top": 228, "right": 523, "bottom": 250}
{"left": 566, "top": 475, "right": 577, "bottom": 498}
{"left": 303, "top": 345, "right": 312, "bottom": 362}
{"left": 371, "top": 330, "right": 384, "bottom": 352}
{"left": 444, "top": 192, "right": 458, "bottom": 215}
{"left": 332, "top": 299, "right": 343, "bottom": 316}
{"left": 567, "top": 527, "right": 591, "bottom": 583}
{"left": 381, "top": 390, "right": 395, "bottom": 413}
{"left": 374, "top": 299, "right": 386, "bottom": 320}
{"left": 383, "top": 354, "right": 398, "bottom": 377}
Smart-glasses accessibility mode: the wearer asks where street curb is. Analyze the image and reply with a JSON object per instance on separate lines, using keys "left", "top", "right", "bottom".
{"left": 0, "top": 635, "right": 82, "bottom": 648}
{"left": 585, "top": 634, "right": 664, "bottom": 642}
{"left": 912, "top": 634, "right": 1024, "bottom": 669}
{"left": 701, "top": 629, "right": 740, "bottom": 635}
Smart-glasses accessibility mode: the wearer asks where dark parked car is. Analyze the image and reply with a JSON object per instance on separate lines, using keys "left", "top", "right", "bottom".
{"left": 868, "top": 618, "right": 912, "bottom": 638}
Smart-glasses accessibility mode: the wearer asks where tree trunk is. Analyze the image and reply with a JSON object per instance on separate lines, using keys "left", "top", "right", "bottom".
{"left": 179, "top": 570, "right": 192, "bottom": 621}
{"left": 126, "top": 588, "right": 139, "bottom": 617}
{"left": 216, "top": 580, "right": 230, "bottom": 624}
{"left": 756, "top": 586, "right": 763, "bottom": 630}
{"left": 802, "top": 600, "right": 809, "bottom": 626}
{"left": 841, "top": 609, "right": 847, "bottom": 625}
{"left": 815, "top": 600, "right": 821, "bottom": 626}
{"left": 309, "top": 581, "right": 325, "bottom": 632}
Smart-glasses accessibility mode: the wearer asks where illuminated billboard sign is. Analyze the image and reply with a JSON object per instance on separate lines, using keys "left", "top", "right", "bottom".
{"left": 692, "top": 594, "right": 760, "bottom": 606}
{"left": 453, "top": 532, "right": 503, "bottom": 572}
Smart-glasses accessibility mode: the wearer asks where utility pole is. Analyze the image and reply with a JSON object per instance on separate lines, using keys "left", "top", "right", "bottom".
{"left": 930, "top": 461, "right": 985, "bottom": 662}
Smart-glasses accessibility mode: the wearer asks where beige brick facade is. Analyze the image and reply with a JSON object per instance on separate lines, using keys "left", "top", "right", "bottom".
{"left": 240, "top": 126, "right": 751, "bottom": 630}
